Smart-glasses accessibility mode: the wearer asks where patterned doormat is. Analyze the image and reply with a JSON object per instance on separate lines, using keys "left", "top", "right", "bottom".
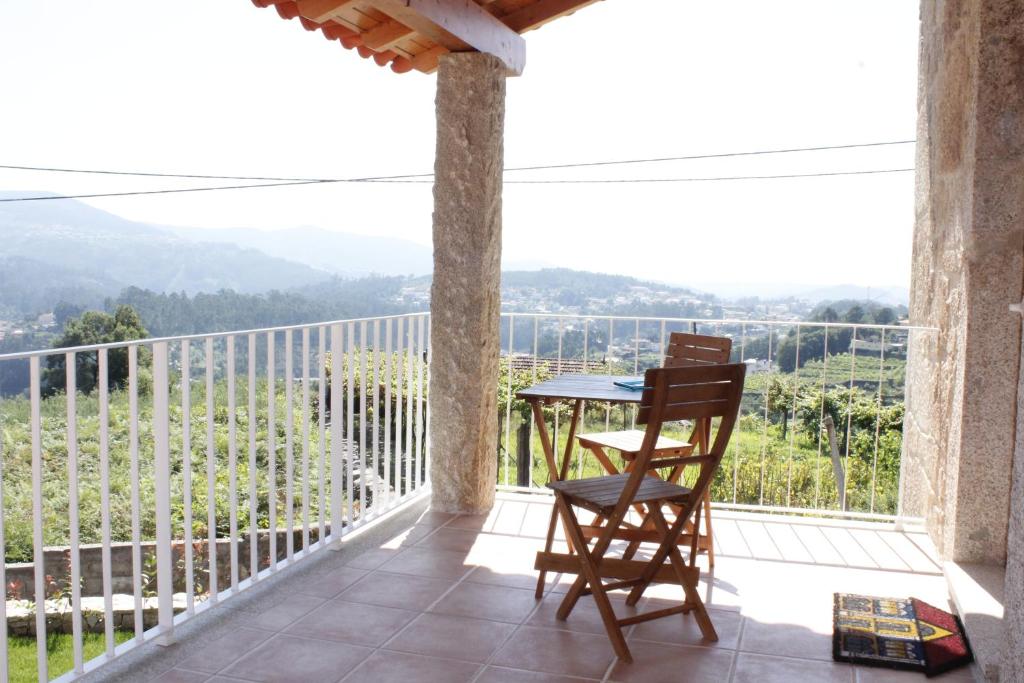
{"left": 833, "top": 594, "right": 973, "bottom": 677}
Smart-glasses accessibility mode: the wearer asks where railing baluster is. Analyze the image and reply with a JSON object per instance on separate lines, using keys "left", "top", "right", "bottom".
{"left": 371, "top": 320, "right": 381, "bottom": 516}
{"left": 416, "top": 315, "right": 426, "bottom": 489}
{"left": 733, "top": 323, "right": 746, "bottom": 505}
{"left": 759, "top": 327, "right": 773, "bottom": 506}
{"left": 128, "top": 345, "right": 143, "bottom": 638}
{"left": 359, "top": 321, "right": 368, "bottom": 520}
{"left": 98, "top": 349, "right": 114, "bottom": 655}
{"left": 815, "top": 328, "right": 830, "bottom": 510}
{"left": 205, "top": 338, "right": 218, "bottom": 602}
{"left": 285, "top": 331, "right": 294, "bottom": 559}
{"left": 504, "top": 315, "right": 514, "bottom": 487}
{"left": 394, "top": 318, "right": 405, "bottom": 497}
{"left": 383, "top": 319, "right": 393, "bottom": 508}
{"left": 30, "top": 357, "right": 47, "bottom": 683}
{"left": 318, "top": 327, "right": 327, "bottom": 542}
{"left": 843, "top": 326, "right": 858, "bottom": 511}
{"left": 227, "top": 336, "right": 239, "bottom": 589}
{"left": 267, "top": 332, "right": 277, "bottom": 570}
{"left": 425, "top": 315, "right": 432, "bottom": 484}
{"left": 405, "top": 319, "right": 414, "bottom": 493}
{"left": 787, "top": 325, "right": 801, "bottom": 508}
{"left": 871, "top": 329, "right": 887, "bottom": 514}
{"left": 329, "top": 325, "right": 343, "bottom": 540}
{"left": 182, "top": 340, "right": 194, "bottom": 614}
{"left": 248, "top": 334, "right": 259, "bottom": 578}
{"left": 66, "top": 352, "right": 84, "bottom": 671}
{"left": 302, "top": 327, "right": 311, "bottom": 550}
{"left": 152, "top": 342, "right": 174, "bottom": 644}
{"left": 347, "top": 322, "right": 356, "bottom": 523}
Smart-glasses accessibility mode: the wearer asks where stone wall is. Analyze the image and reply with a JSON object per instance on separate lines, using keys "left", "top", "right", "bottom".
{"left": 5, "top": 526, "right": 327, "bottom": 599}
{"left": 902, "top": 0, "right": 1024, "bottom": 565}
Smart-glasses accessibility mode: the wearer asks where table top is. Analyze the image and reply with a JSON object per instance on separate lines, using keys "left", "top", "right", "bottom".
{"left": 516, "top": 374, "right": 646, "bottom": 403}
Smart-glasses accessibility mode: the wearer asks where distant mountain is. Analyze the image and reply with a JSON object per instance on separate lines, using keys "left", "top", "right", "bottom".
{"left": 166, "top": 224, "right": 434, "bottom": 277}
{"left": 0, "top": 192, "right": 333, "bottom": 313}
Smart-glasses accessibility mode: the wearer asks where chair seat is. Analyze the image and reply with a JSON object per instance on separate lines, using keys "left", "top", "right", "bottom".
{"left": 577, "top": 429, "right": 692, "bottom": 458}
{"left": 548, "top": 473, "right": 692, "bottom": 513}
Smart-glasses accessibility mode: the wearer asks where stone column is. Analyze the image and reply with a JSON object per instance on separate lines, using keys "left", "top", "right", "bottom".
{"left": 428, "top": 52, "right": 506, "bottom": 514}
{"left": 1006, "top": 318, "right": 1024, "bottom": 681}
{"left": 901, "top": 0, "right": 1024, "bottom": 564}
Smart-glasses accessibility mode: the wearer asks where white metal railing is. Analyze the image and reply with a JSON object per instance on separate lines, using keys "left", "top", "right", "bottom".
{"left": 0, "top": 313, "right": 430, "bottom": 682}
{"left": 497, "top": 313, "right": 936, "bottom": 523}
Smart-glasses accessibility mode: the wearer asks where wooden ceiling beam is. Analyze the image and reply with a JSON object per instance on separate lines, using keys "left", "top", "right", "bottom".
{"left": 363, "top": 0, "right": 526, "bottom": 75}
{"left": 361, "top": 18, "right": 415, "bottom": 50}
{"left": 501, "top": 0, "right": 600, "bottom": 33}
{"left": 296, "top": 0, "right": 361, "bottom": 23}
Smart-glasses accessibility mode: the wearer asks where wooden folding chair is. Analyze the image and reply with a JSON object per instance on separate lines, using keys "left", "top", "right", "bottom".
{"left": 575, "top": 333, "right": 733, "bottom": 565}
{"left": 540, "top": 363, "right": 746, "bottom": 663}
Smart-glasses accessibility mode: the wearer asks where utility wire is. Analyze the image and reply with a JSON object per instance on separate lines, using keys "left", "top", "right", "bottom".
{"left": 0, "top": 167, "right": 916, "bottom": 202}
{"left": 0, "top": 139, "right": 915, "bottom": 183}
{"left": 372, "top": 168, "right": 916, "bottom": 184}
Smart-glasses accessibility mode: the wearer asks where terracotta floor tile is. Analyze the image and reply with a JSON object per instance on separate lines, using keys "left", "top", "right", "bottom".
{"left": 341, "top": 650, "right": 480, "bottom": 683}
{"left": 476, "top": 666, "right": 601, "bottom": 683}
{"left": 176, "top": 627, "right": 273, "bottom": 674}
{"left": 732, "top": 652, "right": 854, "bottom": 683}
{"left": 250, "top": 594, "right": 325, "bottom": 631}
{"left": 337, "top": 570, "right": 456, "bottom": 610}
{"left": 490, "top": 626, "right": 616, "bottom": 679}
{"left": 384, "top": 612, "right": 517, "bottom": 662}
{"left": 430, "top": 581, "right": 538, "bottom": 623}
{"left": 445, "top": 512, "right": 496, "bottom": 532}
{"left": 739, "top": 616, "right": 834, "bottom": 661}
{"left": 467, "top": 564, "right": 550, "bottom": 591}
{"left": 414, "top": 510, "right": 459, "bottom": 528}
{"left": 379, "top": 524, "right": 438, "bottom": 550}
{"left": 290, "top": 566, "right": 368, "bottom": 598}
{"left": 608, "top": 640, "right": 736, "bottom": 683}
{"left": 285, "top": 599, "right": 418, "bottom": 647}
{"left": 377, "top": 546, "right": 475, "bottom": 580}
{"left": 220, "top": 634, "right": 371, "bottom": 683}
{"left": 628, "top": 600, "right": 742, "bottom": 649}
{"left": 528, "top": 593, "right": 643, "bottom": 635}
{"left": 150, "top": 670, "right": 212, "bottom": 683}
{"left": 854, "top": 665, "right": 974, "bottom": 682}
{"left": 343, "top": 547, "right": 401, "bottom": 570}
{"left": 416, "top": 526, "right": 486, "bottom": 553}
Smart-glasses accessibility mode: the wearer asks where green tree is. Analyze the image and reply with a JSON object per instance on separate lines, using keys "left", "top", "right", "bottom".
{"left": 845, "top": 305, "right": 865, "bottom": 324}
{"left": 874, "top": 307, "right": 896, "bottom": 325}
{"left": 44, "top": 305, "right": 149, "bottom": 395}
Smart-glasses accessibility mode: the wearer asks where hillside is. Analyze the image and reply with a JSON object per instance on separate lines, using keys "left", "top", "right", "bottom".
{"left": 167, "top": 224, "right": 434, "bottom": 277}
{"left": 0, "top": 192, "right": 332, "bottom": 313}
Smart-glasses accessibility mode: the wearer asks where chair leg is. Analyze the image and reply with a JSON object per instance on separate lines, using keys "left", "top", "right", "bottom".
{"left": 648, "top": 505, "right": 717, "bottom": 641}
{"left": 702, "top": 489, "right": 715, "bottom": 568}
{"left": 553, "top": 493, "right": 632, "bottom": 663}
{"left": 535, "top": 504, "right": 559, "bottom": 599}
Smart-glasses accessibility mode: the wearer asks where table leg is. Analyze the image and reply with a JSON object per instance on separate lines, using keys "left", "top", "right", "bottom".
{"left": 533, "top": 399, "right": 584, "bottom": 598}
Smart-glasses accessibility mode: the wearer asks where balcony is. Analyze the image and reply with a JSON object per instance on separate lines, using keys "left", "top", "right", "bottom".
{"left": 0, "top": 312, "right": 964, "bottom": 682}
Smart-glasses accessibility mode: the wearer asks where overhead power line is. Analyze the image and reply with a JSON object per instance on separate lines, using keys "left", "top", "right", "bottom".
{"left": 0, "top": 139, "right": 915, "bottom": 183}
{"left": 0, "top": 168, "right": 916, "bottom": 202}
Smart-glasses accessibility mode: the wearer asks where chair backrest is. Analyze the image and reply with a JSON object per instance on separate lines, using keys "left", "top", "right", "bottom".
{"left": 633, "top": 363, "right": 746, "bottom": 477}
{"left": 610, "top": 363, "right": 746, "bottom": 534}
{"left": 663, "top": 332, "right": 732, "bottom": 368}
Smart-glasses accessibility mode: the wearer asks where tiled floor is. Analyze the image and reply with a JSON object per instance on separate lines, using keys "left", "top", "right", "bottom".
{"left": 139, "top": 494, "right": 973, "bottom": 683}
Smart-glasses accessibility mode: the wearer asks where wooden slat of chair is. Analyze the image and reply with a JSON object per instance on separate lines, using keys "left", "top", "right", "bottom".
{"left": 546, "top": 363, "right": 746, "bottom": 664}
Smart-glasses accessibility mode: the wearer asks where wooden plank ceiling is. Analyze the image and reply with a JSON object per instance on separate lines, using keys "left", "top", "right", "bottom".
{"left": 250, "top": 0, "right": 601, "bottom": 75}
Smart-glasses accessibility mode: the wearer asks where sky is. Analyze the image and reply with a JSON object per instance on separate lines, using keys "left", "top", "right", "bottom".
{"left": 0, "top": 1, "right": 921, "bottom": 291}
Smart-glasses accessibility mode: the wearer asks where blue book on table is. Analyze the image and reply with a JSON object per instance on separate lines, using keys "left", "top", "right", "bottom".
{"left": 613, "top": 379, "right": 647, "bottom": 391}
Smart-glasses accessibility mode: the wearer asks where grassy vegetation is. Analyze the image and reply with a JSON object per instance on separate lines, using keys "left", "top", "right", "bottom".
{"left": 8, "top": 631, "right": 132, "bottom": 683}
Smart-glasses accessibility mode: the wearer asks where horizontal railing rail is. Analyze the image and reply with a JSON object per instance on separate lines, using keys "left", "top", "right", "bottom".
{"left": 0, "top": 313, "right": 431, "bottom": 682}
{"left": 497, "top": 312, "right": 936, "bottom": 524}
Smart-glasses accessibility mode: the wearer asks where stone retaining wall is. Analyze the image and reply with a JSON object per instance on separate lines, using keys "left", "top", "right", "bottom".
{"left": 6, "top": 526, "right": 328, "bottom": 599}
